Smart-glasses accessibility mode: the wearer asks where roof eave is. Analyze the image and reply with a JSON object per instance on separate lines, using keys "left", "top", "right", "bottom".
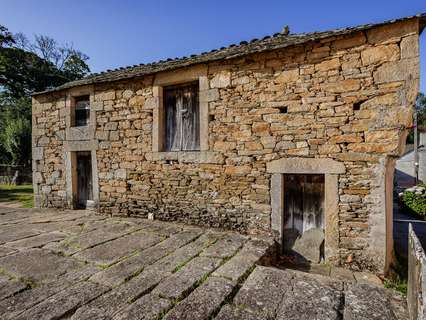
{"left": 32, "top": 13, "right": 426, "bottom": 97}
{"left": 420, "top": 13, "right": 426, "bottom": 33}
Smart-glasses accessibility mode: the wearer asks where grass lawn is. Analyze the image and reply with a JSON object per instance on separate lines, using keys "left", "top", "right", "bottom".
{"left": 0, "top": 184, "right": 33, "bottom": 208}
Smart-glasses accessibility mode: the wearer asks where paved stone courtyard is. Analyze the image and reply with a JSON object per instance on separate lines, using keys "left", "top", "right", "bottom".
{"left": 0, "top": 207, "right": 408, "bottom": 319}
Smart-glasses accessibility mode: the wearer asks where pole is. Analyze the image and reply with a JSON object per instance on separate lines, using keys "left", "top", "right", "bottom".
{"left": 414, "top": 108, "right": 419, "bottom": 184}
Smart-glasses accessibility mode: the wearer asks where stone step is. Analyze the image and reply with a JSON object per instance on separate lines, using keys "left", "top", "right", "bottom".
{"left": 218, "top": 266, "right": 408, "bottom": 320}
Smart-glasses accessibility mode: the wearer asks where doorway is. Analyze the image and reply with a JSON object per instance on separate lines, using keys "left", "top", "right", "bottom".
{"left": 282, "top": 174, "right": 325, "bottom": 263}
{"left": 75, "top": 151, "right": 93, "bottom": 209}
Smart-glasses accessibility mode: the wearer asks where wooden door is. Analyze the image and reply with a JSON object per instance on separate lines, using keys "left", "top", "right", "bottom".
{"left": 283, "top": 174, "right": 324, "bottom": 248}
{"left": 76, "top": 152, "right": 92, "bottom": 209}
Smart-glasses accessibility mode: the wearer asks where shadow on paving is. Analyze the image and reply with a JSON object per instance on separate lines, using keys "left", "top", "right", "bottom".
{"left": 0, "top": 208, "right": 408, "bottom": 320}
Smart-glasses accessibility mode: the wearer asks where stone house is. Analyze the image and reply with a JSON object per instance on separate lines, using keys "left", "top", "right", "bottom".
{"left": 32, "top": 15, "right": 425, "bottom": 274}
{"left": 395, "top": 132, "right": 426, "bottom": 190}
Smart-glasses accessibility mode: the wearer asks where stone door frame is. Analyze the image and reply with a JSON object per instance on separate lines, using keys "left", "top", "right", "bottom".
{"left": 64, "top": 140, "right": 99, "bottom": 209}
{"left": 267, "top": 157, "right": 345, "bottom": 262}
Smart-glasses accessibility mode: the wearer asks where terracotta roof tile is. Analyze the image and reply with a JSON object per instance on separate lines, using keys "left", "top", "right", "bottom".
{"left": 33, "top": 13, "right": 426, "bottom": 96}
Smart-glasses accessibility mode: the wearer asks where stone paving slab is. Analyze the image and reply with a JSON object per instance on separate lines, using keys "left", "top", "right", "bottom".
{"left": 5, "top": 231, "right": 67, "bottom": 250}
{"left": 212, "top": 239, "right": 271, "bottom": 282}
{"left": 73, "top": 268, "right": 171, "bottom": 320}
{"left": 275, "top": 273, "right": 343, "bottom": 320}
{"left": 112, "top": 293, "right": 172, "bottom": 320}
{"left": 226, "top": 266, "right": 406, "bottom": 320}
{"left": 13, "top": 281, "right": 109, "bottom": 320}
{"left": 45, "top": 222, "right": 140, "bottom": 256}
{"left": 164, "top": 276, "right": 235, "bottom": 320}
{"left": 0, "top": 208, "right": 408, "bottom": 320}
{"left": 152, "top": 256, "right": 222, "bottom": 300}
{"left": 0, "top": 248, "right": 84, "bottom": 283}
{"left": 0, "top": 265, "right": 99, "bottom": 320}
{"left": 0, "top": 246, "right": 16, "bottom": 257}
{"left": 200, "top": 234, "right": 245, "bottom": 259}
{"left": 215, "top": 305, "right": 264, "bottom": 320}
{"left": 0, "top": 225, "right": 40, "bottom": 244}
{"left": 344, "top": 283, "right": 408, "bottom": 320}
{"left": 89, "top": 229, "right": 204, "bottom": 287}
{"left": 0, "top": 278, "right": 27, "bottom": 301}
{"left": 73, "top": 231, "right": 164, "bottom": 266}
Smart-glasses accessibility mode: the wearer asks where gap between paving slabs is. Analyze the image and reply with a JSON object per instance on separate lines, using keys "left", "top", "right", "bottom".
{"left": 73, "top": 232, "right": 273, "bottom": 319}
{"left": 0, "top": 211, "right": 276, "bottom": 320}
{"left": 131, "top": 236, "right": 272, "bottom": 319}
{"left": 13, "top": 228, "right": 219, "bottom": 320}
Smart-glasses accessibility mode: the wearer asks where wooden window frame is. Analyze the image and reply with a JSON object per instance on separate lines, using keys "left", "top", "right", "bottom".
{"left": 72, "top": 95, "right": 90, "bottom": 127}
{"left": 163, "top": 81, "right": 200, "bottom": 152}
{"left": 151, "top": 66, "right": 209, "bottom": 153}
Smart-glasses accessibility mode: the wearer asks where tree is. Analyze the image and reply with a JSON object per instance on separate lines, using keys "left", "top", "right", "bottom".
{"left": 0, "top": 96, "right": 31, "bottom": 165}
{"left": 0, "top": 24, "right": 90, "bottom": 166}
{"left": 1, "top": 28, "right": 90, "bottom": 98}
{"left": 0, "top": 45, "right": 67, "bottom": 98}
{"left": 416, "top": 92, "right": 426, "bottom": 130}
{"left": 407, "top": 93, "right": 426, "bottom": 144}
{"left": 0, "top": 25, "right": 14, "bottom": 47}
{"left": 15, "top": 33, "right": 90, "bottom": 81}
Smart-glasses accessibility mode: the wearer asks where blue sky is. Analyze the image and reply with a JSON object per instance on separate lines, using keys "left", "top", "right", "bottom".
{"left": 1, "top": 0, "right": 425, "bottom": 92}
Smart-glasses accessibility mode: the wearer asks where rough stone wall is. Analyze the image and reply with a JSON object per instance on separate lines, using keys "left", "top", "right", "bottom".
{"left": 32, "top": 19, "right": 420, "bottom": 272}
{"left": 32, "top": 92, "right": 68, "bottom": 207}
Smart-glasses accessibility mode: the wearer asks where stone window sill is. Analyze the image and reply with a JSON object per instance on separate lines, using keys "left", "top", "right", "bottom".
{"left": 145, "top": 151, "right": 224, "bottom": 164}
{"left": 66, "top": 125, "right": 94, "bottom": 141}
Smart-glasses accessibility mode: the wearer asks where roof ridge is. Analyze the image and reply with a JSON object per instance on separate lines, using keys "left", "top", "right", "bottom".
{"left": 33, "top": 13, "right": 426, "bottom": 96}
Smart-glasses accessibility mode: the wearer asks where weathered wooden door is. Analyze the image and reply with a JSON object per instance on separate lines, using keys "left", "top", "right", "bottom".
{"left": 76, "top": 152, "right": 92, "bottom": 209}
{"left": 164, "top": 83, "right": 199, "bottom": 151}
{"left": 283, "top": 174, "right": 324, "bottom": 244}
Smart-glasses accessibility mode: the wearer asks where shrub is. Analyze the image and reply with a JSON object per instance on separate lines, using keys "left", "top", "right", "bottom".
{"left": 400, "top": 184, "right": 426, "bottom": 218}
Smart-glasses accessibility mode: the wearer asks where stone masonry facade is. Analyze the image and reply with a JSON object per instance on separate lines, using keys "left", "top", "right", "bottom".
{"left": 32, "top": 17, "right": 423, "bottom": 273}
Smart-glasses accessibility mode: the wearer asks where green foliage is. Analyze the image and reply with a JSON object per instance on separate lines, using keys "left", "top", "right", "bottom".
{"left": 0, "top": 25, "right": 14, "bottom": 47}
{"left": 0, "top": 46, "right": 67, "bottom": 98}
{"left": 0, "top": 95, "right": 32, "bottom": 165}
{"left": 401, "top": 184, "right": 426, "bottom": 218}
{"left": 62, "top": 51, "right": 90, "bottom": 81}
{"left": 0, "top": 24, "right": 90, "bottom": 165}
{"left": 384, "top": 277, "right": 407, "bottom": 296}
{"left": 416, "top": 93, "right": 426, "bottom": 131}
{"left": 407, "top": 93, "right": 426, "bottom": 143}
{"left": 384, "top": 253, "right": 408, "bottom": 296}
{"left": 418, "top": 92, "right": 426, "bottom": 114}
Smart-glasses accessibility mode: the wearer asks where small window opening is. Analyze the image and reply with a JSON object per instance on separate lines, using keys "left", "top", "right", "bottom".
{"left": 209, "top": 114, "right": 215, "bottom": 122}
{"left": 353, "top": 101, "right": 363, "bottom": 111}
{"left": 164, "top": 82, "right": 200, "bottom": 151}
{"left": 74, "top": 95, "right": 90, "bottom": 127}
{"left": 279, "top": 106, "right": 288, "bottom": 114}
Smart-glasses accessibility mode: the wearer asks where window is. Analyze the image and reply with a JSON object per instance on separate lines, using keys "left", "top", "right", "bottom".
{"left": 164, "top": 82, "right": 200, "bottom": 151}
{"left": 73, "top": 95, "right": 90, "bottom": 127}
